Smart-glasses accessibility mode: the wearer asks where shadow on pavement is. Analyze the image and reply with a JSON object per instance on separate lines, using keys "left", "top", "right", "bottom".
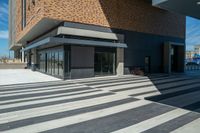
{"left": 146, "top": 73, "right": 200, "bottom": 113}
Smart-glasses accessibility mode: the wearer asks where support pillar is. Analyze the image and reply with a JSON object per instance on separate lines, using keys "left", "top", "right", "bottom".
{"left": 21, "top": 47, "right": 25, "bottom": 63}
{"left": 31, "top": 49, "right": 37, "bottom": 71}
{"left": 116, "top": 48, "right": 124, "bottom": 76}
{"left": 163, "top": 43, "right": 171, "bottom": 74}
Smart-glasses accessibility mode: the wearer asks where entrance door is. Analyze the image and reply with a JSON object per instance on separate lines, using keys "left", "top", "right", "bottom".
{"left": 95, "top": 52, "right": 116, "bottom": 76}
{"left": 171, "top": 46, "right": 178, "bottom": 72}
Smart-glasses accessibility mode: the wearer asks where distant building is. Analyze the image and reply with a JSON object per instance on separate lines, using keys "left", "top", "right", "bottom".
{"left": 186, "top": 51, "right": 195, "bottom": 60}
{"left": 194, "top": 45, "right": 200, "bottom": 55}
{"left": 186, "top": 45, "right": 200, "bottom": 64}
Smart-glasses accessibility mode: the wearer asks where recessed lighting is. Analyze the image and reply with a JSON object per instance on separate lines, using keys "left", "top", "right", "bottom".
{"left": 197, "top": 1, "right": 200, "bottom": 5}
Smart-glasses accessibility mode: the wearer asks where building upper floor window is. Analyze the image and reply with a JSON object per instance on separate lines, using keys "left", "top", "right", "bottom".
{"left": 22, "top": 0, "right": 26, "bottom": 29}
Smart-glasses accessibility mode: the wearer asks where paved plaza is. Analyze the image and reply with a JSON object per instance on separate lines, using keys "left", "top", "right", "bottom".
{"left": 0, "top": 69, "right": 60, "bottom": 86}
{"left": 0, "top": 70, "right": 200, "bottom": 132}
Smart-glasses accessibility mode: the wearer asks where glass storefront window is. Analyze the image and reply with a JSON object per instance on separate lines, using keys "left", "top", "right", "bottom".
{"left": 55, "top": 52, "right": 59, "bottom": 76}
{"left": 51, "top": 52, "right": 55, "bottom": 75}
{"left": 95, "top": 51, "right": 116, "bottom": 76}
{"left": 38, "top": 47, "right": 64, "bottom": 78}
{"left": 58, "top": 51, "right": 64, "bottom": 77}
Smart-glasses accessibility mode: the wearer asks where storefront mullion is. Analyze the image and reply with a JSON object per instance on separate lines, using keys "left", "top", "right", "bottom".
{"left": 38, "top": 46, "right": 65, "bottom": 78}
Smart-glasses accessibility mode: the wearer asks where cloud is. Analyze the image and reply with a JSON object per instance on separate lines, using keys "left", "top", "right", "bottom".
{"left": 0, "top": 30, "right": 8, "bottom": 39}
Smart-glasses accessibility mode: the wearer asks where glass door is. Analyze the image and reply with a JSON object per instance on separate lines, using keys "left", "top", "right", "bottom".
{"left": 55, "top": 51, "right": 59, "bottom": 76}
{"left": 95, "top": 52, "right": 116, "bottom": 76}
{"left": 144, "top": 56, "right": 150, "bottom": 73}
{"left": 58, "top": 51, "right": 64, "bottom": 77}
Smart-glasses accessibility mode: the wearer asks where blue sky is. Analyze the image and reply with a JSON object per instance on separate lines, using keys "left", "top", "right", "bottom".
{"left": 186, "top": 17, "right": 200, "bottom": 50}
{"left": 0, "top": 0, "right": 11, "bottom": 58}
{"left": 0, "top": 1, "right": 200, "bottom": 57}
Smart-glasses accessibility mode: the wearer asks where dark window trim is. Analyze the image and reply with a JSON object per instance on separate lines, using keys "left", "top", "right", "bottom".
{"left": 22, "top": 0, "right": 26, "bottom": 30}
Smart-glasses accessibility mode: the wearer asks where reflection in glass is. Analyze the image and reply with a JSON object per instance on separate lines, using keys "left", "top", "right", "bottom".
{"left": 59, "top": 51, "right": 64, "bottom": 77}
{"left": 38, "top": 47, "right": 64, "bottom": 78}
{"left": 51, "top": 52, "right": 55, "bottom": 75}
{"left": 95, "top": 52, "right": 115, "bottom": 76}
{"left": 55, "top": 52, "right": 59, "bottom": 76}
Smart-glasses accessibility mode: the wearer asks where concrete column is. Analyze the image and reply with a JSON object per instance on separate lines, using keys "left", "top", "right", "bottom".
{"left": 31, "top": 49, "right": 37, "bottom": 71}
{"left": 70, "top": 46, "right": 95, "bottom": 79}
{"left": 163, "top": 43, "right": 171, "bottom": 73}
{"left": 177, "top": 46, "right": 185, "bottom": 72}
{"left": 116, "top": 48, "right": 124, "bottom": 76}
{"left": 21, "top": 47, "right": 25, "bottom": 63}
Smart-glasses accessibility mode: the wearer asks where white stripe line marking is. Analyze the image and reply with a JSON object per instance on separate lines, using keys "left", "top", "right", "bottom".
{"left": 0, "top": 83, "right": 81, "bottom": 95}
{"left": 171, "top": 118, "right": 200, "bottom": 133}
{"left": 0, "top": 84, "right": 86, "bottom": 97}
{"left": 0, "top": 94, "right": 131, "bottom": 124}
{"left": 160, "top": 91, "right": 200, "bottom": 107}
{"left": 3, "top": 100, "right": 151, "bottom": 133}
{"left": 92, "top": 79, "right": 151, "bottom": 88}
{"left": 0, "top": 90, "right": 107, "bottom": 110}
{"left": 112, "top": 108, "right": 190, "bottom": 133}
{"left": 0, "top": 88, "right": 99, "bottom": 105}
{"left": 100, "top": 82, "right": 154, "bottom": 91}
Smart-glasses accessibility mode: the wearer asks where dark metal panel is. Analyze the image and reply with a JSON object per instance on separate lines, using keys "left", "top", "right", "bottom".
{"left": 22, "top": 37, "right": 127, "bottom": 51}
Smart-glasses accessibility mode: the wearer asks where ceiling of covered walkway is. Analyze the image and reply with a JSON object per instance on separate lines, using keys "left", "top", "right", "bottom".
{"left": 152, "top": 0, "right": 200, "bottom": 19}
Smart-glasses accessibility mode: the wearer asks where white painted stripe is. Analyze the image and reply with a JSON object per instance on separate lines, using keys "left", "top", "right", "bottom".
{"left": 146, "top": 83, "right": 200, "bottom": 98}
{"left": 78, "top": 77, "right": 148, "bottom": 85}
{"left": 171, "top": 118, "right": 200, "bottom": 133}
{"left": 0, "top": 84, "right": 86, "bottom": 97}
{"left": 0, "top": 81, "right": 68, "bottom": 91}
{"left": 72, "top": 75, "right": 138, "bottom": 83}
{"left": 118, "top": 86, "right": 158, "bottom": 96}
{"left": 101, "top": 82, "right": 154, "bottom": 91}
{"left": 3, "top": 100, "right": 151, "bottom": 133}
{"left": 93, "top": 76, "right": 191, "bottom": 90}
{"left": 160, "top": 91, "right": 200, "bottom": 107}
{"left": 0, "top": 94, "right": 131, "bottom": 124}
{"left": 0, "top": 90, "right": 108, "bottom": 110}
{"left": 0, "top": 88, "right": 99, "bottom": 105}
{"left": 112, "top": 108, "right": 189, "bottom": 133}
{"left": 0, "top": 94, "right": 130, "bottom": 119}
{"left": 92, "top": 79, "right": 151, "bottom": 88}
{"left": 135, "top": 82, "right": 200, "bottom": 99}
{"left": 194, "top": 108, "right": 200, "bottom": 112}
{"left": 0, "top": 83, "right": 81, "bottom": 95}
{"left": 135, "top": 92, "right": 161, "bottom": 99}
{"left": 156, "top": 79, "right": 200, "bottom": 89}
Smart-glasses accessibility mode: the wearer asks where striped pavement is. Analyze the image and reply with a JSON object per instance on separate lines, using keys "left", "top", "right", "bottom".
{"left": 0, "top": 74, "right": 200, "bottom": 132}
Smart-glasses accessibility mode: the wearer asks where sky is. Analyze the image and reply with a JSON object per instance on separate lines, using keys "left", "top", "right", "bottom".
{"left": 186, "top": 17, "right": 200, "bottom": 50}
{"left": 0, "top": 0, "right": 10, "bottom": 58}
{"left": 0, "top": 1, "right": 200, "bottom": 58}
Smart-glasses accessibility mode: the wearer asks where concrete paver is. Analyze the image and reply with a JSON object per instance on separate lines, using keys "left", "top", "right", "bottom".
{"left": 0, "top": 69, "right": 60, "bottom": 86}
{"left": 0, "top": 71, "right": 200, "bottom": 132}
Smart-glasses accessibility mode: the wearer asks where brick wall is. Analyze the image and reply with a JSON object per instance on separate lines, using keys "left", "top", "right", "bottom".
{"left": 16, "top": 0, "right": 45, "bottom": 42}
{"left": 16, "top": 0, "right": 186, "bottom": 43}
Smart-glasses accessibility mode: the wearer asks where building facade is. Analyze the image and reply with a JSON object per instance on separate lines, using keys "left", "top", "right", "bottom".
{"left": 9, "top": 0, "right": 186, "bottom": 79}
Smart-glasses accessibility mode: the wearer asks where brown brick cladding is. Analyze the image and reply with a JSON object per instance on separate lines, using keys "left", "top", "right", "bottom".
{"left": 16, "top": 0, "right": 45, "bottom": 42}
{"left": 16, "top": 0, "right": 185, "bottom": 43}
